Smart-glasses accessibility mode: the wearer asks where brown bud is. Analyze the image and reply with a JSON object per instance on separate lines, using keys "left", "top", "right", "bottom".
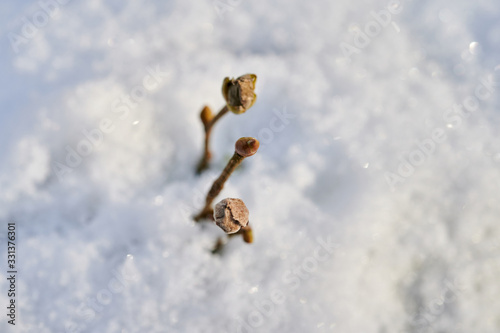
{"left": 213, "top": 198, "right": 249, "bottom": 234}
{"left": 235, "top": 137, "right": 260, "bottom": 157}
{"left": 200, "top": 105, "right": 213, "bottom": 126}
{"left": 241, "top": 226, "right": 253, "bottom": 243}
{"left": 222, "top": 74, "right": 257, "bottom": 114}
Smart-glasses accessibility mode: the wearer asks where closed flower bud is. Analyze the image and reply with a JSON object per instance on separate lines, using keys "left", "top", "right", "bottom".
{"left": 200, "top": 105, "right": 213, "bottom": 126}
{"left": 214, "top": 198, "right": 249, "bottom": 234}
{"left": 222, "top": 74, "right": 257, "bottom": 114}
{"left": 235, "top": 137, "right": 260, "bottom": 157}
{"left": 241, "top": 227, "right": 253, "bottom": 244}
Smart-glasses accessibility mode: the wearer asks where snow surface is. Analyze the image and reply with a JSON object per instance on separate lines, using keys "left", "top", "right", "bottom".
{"left": 1, "top": 0, "right": 500, "bottom": 332}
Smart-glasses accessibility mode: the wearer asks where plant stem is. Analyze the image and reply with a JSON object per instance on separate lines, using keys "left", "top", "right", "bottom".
{"left": 197, "top": 105, "right": 229, "bottom": 174}
{"left": 194, "top": 152, "right": 244, "bottom": 221}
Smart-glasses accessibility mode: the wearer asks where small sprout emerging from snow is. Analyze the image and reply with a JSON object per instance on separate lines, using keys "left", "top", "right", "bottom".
{"left": 192, "top": 76, "right": 260, "bottom": 251}
{"left": 214, "top": 198, "right": 249, "bottom": 234}
{"left": 222, "top": 74, "right": 257, "bottom": 114}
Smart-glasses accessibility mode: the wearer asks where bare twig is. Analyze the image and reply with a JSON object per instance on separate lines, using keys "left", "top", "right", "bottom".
{"left": 194, "top": 137, "right": 259, "bottom": 221}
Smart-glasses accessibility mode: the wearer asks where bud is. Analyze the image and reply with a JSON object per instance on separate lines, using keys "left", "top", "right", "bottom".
{"left": 213, "top": 198, "right": 249, "bottom": 234}
{"left": 222, "top": 74, "right": 257, "bottom": 114}
{"left": 241, "top": 226, "right": 253, "bottom": 243}
{"left": 235, "top": 137, "right": 260, "bottom": 157}
{"left": 200, "top": 105, "right": 213, "bottom": 126}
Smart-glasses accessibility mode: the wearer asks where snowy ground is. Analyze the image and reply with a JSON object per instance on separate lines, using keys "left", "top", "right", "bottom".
{"left": 1, "top": 0, "right": 500, "bottom": 332}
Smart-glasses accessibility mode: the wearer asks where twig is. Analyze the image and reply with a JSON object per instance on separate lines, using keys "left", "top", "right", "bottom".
{"left": 194, "top": 137, "right": 259, "bottom": 221}
{"left": 196, "top": 105, "right": 229, "bottom": 174}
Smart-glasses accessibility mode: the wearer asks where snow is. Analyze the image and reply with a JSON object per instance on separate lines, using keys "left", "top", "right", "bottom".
{"left": 1, "top": 0, "right": 500, "bottom": 332}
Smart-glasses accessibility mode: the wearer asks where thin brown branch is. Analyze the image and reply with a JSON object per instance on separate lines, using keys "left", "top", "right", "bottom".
{"left": 194, "top": 152, "right": 244, "bottom": 221}
{"left": 196, "top": 105, "right": 229, "bottom": 174}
